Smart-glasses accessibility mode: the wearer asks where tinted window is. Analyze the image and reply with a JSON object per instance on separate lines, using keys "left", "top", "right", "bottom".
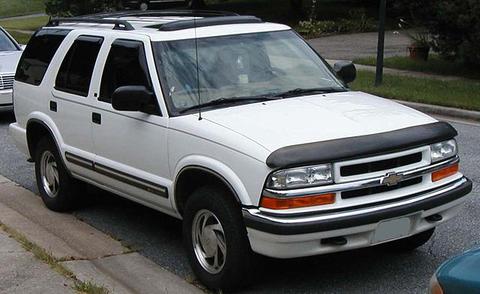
{"left": 0, "top": 28, "right": 19, "bottom": 51}
{"left": 15, "top": 29, "right": 70, "bottom": 85}
{"left": 99, "top": 39, "right": 152, "bottom": 103}
{"left": 55, "top": 36, "right": 103, "bottom": 97}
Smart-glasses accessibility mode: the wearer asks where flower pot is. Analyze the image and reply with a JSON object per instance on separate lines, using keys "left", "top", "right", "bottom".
{"left": 408, "top": 45, "right": 430, "bottom": 61}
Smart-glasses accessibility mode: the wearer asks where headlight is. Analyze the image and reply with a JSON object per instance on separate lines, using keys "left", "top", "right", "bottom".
{"left": 266, "top": 164, "right": 333, "bottom": 189}
{"left": 430, "top": 139, "right": 457, "bottom": 163}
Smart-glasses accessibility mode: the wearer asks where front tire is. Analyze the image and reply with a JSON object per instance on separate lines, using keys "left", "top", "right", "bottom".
{"left": 384, "top": 228, "right": 435, "bottom": 252}
{"left": 34, "top": 137, "right": 83, "bottom": 212}
{"left": 183, "top": 186, "right": 255, "bottom": 290}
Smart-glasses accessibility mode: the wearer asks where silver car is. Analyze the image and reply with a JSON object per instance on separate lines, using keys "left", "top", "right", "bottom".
{"left": 0, "top": 27, "right": 22, "bottom": 111}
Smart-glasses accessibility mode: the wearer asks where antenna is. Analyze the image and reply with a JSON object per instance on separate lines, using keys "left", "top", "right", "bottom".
{"left": 193, "top": 17, "right": 202, "bottom": 120}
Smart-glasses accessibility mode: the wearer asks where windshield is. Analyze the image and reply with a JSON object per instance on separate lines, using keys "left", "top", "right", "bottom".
{"left": 0, "top": 29, "right": 19, "bottom": 51}
{"left": 153, "top": 30, "right": 346, "bottom": 115}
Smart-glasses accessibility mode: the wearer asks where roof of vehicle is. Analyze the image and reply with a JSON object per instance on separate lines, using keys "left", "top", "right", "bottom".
{"left": 44, "top": 10, "right": 291, "bottom": 41}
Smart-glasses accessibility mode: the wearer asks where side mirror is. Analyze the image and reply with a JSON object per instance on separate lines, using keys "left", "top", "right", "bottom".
{"left": 111, "top": 86, "right": 157, "bottom": 114}
{"left": 333, "top": 61, "right": 356, "bottom": 84}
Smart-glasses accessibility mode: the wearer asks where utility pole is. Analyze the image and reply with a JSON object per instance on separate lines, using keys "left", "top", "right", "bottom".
{"left": 375, "top": 0, "right": 387, "bottom": 86}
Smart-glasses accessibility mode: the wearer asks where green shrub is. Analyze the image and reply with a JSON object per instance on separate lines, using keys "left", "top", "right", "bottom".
{"left": 45, "top": 0, "right": 120, "bottom": 16}
{"left": 395, "top": 0, "right": 480, "bottom": 67}
{"left": 297, "top": 20, "right": 337, "bottom": 36}
{"left": 297, "top": 9, "right": 376, "bottom": 38}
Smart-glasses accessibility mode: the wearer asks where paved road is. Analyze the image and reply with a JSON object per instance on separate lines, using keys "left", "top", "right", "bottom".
{"left": 308, "top": 30, "right": 411, "bottom": 60}
{"left": 0, "top": 110, "right": 478, "bottom": 293}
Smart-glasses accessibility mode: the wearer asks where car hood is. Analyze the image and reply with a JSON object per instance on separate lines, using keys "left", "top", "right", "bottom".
{"left": 201, "top": 91, "right": 437, "bottom": 152}
{"left": 0, "top": 50, "right": 22, "bottom": 73}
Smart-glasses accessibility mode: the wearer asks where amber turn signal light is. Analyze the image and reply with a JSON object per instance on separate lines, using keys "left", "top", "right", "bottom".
{"left": 260, "top": 193, "right": 335, "bottom": 210}
{"left": 432, "top": 163, "right": 459, "bottom": 182}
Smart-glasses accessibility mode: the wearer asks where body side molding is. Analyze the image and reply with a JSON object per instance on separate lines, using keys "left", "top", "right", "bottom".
{"left": 65, "top": 152, "right": 168, "bottom": 198}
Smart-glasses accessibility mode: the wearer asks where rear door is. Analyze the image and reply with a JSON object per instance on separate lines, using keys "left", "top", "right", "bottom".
{"left": 50, "top": 33, "right": 103, "bottom": 176}
{"left": 89, "top": 35, "right": 172, "bottom": 212}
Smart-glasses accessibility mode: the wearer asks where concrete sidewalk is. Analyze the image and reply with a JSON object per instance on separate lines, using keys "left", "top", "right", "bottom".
{"left": 0, "top": 229, "right": 73, "bottom": 294}
{"left": 0, "top": 13, "right": 47, "bottom": 21}
{"left": 0, "top": 175, "right": 202, "bottom": 294}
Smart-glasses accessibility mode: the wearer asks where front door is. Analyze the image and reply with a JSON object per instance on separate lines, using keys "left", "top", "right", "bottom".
{"left": 90, "top": 36, "right": 172, "bottom": 211}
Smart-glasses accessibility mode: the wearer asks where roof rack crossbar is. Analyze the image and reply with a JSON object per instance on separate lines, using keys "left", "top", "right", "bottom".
{"left": 47, "top": 18, "right": 135, "bottom": 31}
{"left": 157, "top": 15, "right": 263, "bottom": 31}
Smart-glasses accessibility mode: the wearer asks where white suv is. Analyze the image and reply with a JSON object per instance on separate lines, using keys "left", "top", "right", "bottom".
{"left": 9, "top": 11, "right": 472, "bottom": 290}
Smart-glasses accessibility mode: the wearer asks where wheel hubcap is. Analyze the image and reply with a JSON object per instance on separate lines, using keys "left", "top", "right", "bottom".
{"left": 40, "top": 151, "right": 59, "bottom": 198}
{"left": 192, "top": 209, "right": 227, "bottom": 274}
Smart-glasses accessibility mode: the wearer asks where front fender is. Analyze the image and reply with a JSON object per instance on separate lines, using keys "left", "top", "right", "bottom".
{"left": 173, "top": 155, "right": 254, "bottom": 207}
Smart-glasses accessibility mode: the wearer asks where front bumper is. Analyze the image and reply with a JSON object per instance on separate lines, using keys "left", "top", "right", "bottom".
{"left": 243, "top": 177, "right": 472, "bottom": 258}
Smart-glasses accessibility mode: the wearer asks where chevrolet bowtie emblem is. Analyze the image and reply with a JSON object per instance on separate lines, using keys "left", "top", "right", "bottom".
{"left": 381, "top": 172, "right": 403, "bottom": 186}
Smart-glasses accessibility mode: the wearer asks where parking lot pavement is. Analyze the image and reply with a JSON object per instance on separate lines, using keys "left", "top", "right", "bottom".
{"left": 0, "top": 110, "right": 478, "bottom": 293}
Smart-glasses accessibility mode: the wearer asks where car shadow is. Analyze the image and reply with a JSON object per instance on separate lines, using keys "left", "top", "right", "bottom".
{"left": 73, "top": 187, "right": 438, "bottom": 293}
{"left": 0, "top": 111, "right": 15, "bottom": 125}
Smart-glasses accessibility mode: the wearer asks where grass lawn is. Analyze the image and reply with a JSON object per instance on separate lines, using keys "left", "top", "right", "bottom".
{"left": 353, "top": 55, "right": 480, "bottom": 80}
{"left": 0, "top": 0, "right": 45, "bottom": 18}
{"left": 351, "top": 70, "right": 480, "bottom": 111}
{"left": 0, "top": 15, "right": 49, "bottom": 31}
{"left": 7, "top": 30, "right": 33, "bottom": 45}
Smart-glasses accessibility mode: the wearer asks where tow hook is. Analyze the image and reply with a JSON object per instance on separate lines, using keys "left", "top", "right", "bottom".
{"left": 426, "top": 214, "right": 443, "bottom": 223}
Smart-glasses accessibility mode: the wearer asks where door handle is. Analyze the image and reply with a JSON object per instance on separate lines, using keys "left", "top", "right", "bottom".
{"left": 50, "top": 101, "right": 57, "bottom": 112}
{"left": 92, "top": 112, "right": 101, "bottom": 124}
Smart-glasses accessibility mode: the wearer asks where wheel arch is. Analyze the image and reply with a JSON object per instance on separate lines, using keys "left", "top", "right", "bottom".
{"left": 26, "top": 117, "right": 63, "bottom": 161}
{"left": 173, "top": 158, "right": 253, "bottom": 216}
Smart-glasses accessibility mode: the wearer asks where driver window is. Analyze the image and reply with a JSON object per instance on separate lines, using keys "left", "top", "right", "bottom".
{"left": 99, "top": 39, "right": 153, "bottom": 103}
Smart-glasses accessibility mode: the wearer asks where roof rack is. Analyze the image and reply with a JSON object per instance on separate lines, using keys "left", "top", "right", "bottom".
{"left": 46, "top": 11, "right": 261, "bottom": 32}
{"left": 47, "top": 17, "right": 135, "bottom": 30}
{"left": 156, "top": 15, "right": 263, "bottom": 31}
{"left": 86, "top": 9, "right": 239, "bottom": 19}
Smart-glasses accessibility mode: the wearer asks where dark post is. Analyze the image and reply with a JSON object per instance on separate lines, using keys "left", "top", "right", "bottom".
{"left": 375, "top": 0, "right": 387, "bottom": 86}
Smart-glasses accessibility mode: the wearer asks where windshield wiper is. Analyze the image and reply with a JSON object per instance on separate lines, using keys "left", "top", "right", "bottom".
{"left": 273, "top": 87, "right": 347, "bottom": 98}
{"left": 178, "top": 96, "right": 279, "bottom": 113}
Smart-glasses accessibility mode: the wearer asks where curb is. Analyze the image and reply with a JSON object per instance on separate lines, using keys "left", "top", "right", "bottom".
{"left": 394, "top": 100, "right": 480, "bottom": 123}
{"left": 326, "top": 59, "right": 468, "bottom": 81}
{"left": 0, "top": 175, "right": 202, "bottom": 294}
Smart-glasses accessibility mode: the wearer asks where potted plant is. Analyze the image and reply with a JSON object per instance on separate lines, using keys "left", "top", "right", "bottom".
{"left": 399, "top": 19, "right": 431, "bottom": 61}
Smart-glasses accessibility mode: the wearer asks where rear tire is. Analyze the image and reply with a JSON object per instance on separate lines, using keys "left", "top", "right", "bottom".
{"left": 34, "top": 137, "right": 84, "bottom": 212}
{"left": 183, "top": 186, "right": 255, "bottom": 291}
{"left": 383, "top": 228, "right": 435, "bottom": 252}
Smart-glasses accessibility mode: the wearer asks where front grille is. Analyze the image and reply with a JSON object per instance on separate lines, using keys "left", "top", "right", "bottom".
{"left": 0, "top": 75, "right": 14, "bottom": 90}
{"left": 341, "top": 177, "right": 423, "bottom": 199}
{"left": 340, "top": 152, "right": 423, "bottom": 177}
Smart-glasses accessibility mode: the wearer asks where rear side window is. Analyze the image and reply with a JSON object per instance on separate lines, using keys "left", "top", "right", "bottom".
{"left": 55, "top": 35, "right": 103, "bottom": 97}
{"left": 15, "top": 29, "right": 70, "bottom": 86}
{"left": 99, "top": 39, "right": 152, "bottom": 103}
